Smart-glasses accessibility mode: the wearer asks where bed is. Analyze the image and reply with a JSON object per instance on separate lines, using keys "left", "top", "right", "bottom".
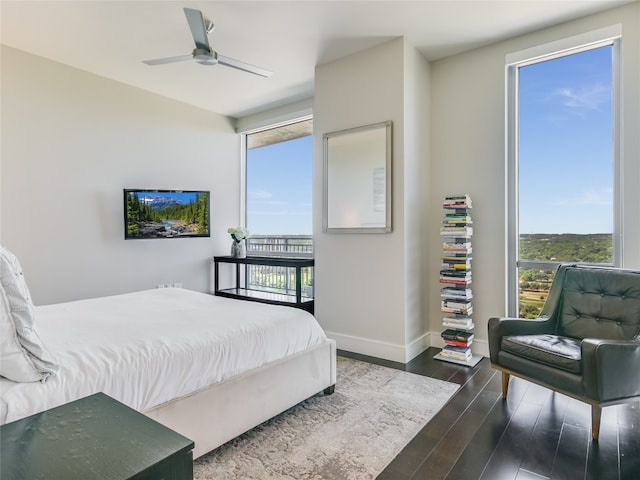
{"left": 0, "top": 247, "right": 336, "bottom": 459}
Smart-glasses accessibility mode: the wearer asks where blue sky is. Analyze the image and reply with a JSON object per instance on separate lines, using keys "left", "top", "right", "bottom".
{"left": 128, "top": 190, "right": 205, "bottom": 205}
{"left": 518, "top": 45, "right": 613, "bottom": 234}
{"left": 246, "top": 46, "right": 613, "bottom": 237}
{"left": 246, "top": 135, "right": 313, "bottom": 235}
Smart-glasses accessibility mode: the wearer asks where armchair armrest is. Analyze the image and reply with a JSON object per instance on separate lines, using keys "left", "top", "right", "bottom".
{"left": 582, "top": 338, "right": 640, "bottom": 402}
{"left": 487, "top": 316, "right": 556, "bottom": 363}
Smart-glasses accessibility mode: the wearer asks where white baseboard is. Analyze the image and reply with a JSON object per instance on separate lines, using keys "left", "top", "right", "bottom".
{"left": 326, "top": 330, "right": 488, "bottom": 364}
{"left": 324, "top": 331, "right": 409, "bottom": 363}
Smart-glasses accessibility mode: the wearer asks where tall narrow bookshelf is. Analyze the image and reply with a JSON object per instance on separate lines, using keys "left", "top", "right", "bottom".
{"left": 434, "top": 194, "right": 482, "bottom": 367}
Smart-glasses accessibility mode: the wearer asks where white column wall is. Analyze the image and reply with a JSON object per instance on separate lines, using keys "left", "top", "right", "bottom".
{"left": 314, "top": 38, "right": 431, "bottom": 362}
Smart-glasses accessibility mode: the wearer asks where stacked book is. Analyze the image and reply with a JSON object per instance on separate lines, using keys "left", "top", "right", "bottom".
{"left": 440, "top": 286, "right": 472, "bottom": 299}
{"left": 437, "top": 194, "right": 477, "bottom": 366}
{"left": 440, "top": 195, "right": 473, "bottom": 237}
{"left": 439, "top": 269, "right": 472, "bottom": 285}
{"left": 443, "top": 241, "right": 472, "bottom": 254}
{"left": 440, "top": 329, "right": 474, "bottom": 361}
{"left": 442, "top": 255, "right": 471, "bottom": 270}
{"left": 440, "top": 225, "right": 473, "bottom": 236}
{"left": 441, "top": 297, "right": 473, "bottom": 315}
{"left": 441, "top": 285, "right": 473, "bottom": 319}
{"left": 442, "top": 315, "right": 474, "bottom": 330}
{"left": 442, "top": 194, "right": 472, "bottom": 209}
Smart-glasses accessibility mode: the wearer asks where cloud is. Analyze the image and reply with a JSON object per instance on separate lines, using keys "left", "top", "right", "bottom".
{"left": 247, "top": 209, "right": 309, "bottom": 217}
{"left": 552, "top": 83, "right": 610, "bottom": 112}
{"left": 248, "top": 189, "right": 273, "bottom": 200}
{"left": 248, "top": 190, "right": 293, "bottom": 206}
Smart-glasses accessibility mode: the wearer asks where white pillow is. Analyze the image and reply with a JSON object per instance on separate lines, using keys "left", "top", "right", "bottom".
{"left": 0, "top": 245, "right": 58, "bottom": 382}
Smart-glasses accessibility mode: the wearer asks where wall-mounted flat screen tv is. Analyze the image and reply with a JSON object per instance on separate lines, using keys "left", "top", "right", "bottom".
{"left": 124, "top": 189, "right": 210, "bottom": 239}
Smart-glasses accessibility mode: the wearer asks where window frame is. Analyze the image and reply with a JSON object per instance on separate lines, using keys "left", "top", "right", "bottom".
{"left": 240, "top": 115, "right": 314, "bottom": 257}
{"left": 505, "top": 25, "right": 622, "bottom": 316}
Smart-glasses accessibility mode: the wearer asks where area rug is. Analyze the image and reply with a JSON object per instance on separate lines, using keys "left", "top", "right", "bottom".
{"left": 193, "top": 356, "right": 459, "bottom": 480}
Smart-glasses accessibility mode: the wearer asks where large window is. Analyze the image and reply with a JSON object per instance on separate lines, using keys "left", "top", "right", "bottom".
{"left": 241, "top": 118, "right": 314, "bottom": 295}
{"left": 507, "top": 29, "right": 621, "bottom": 318}
{"left": 244, "top": 118, "right": 313, "bottom": 257}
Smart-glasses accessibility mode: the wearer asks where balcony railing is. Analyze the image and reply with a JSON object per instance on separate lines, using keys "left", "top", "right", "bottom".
{"left": 247, "top": 234, "right": 313, "bottom": 258}
{"left": 245, "top": 235, "right": 313, "bottom": 296}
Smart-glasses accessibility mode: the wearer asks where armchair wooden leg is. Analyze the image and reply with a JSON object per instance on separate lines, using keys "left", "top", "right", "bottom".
{"left": 591, "top": 405, "right": 601, "bottom": 441}
{"left": 501, "top": 372, "right": 510, "bottom": 399}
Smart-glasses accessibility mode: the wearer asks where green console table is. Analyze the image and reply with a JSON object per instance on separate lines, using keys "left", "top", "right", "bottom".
{"left": 0, "top": 392, "right": 194, "bottom": 480}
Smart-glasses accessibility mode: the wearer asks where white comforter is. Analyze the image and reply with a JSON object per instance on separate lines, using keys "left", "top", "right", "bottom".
{"left": 0, "top": 288, "right": 327, "bottom": 424}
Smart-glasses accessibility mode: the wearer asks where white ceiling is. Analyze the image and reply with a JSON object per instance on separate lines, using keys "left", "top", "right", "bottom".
{"left": 0, "top": 1, "right": 631, "bottom": 119}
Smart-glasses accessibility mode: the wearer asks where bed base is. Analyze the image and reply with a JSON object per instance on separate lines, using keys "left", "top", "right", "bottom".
{"left": 144, "top": 339, "right": 337, "bottom": 459}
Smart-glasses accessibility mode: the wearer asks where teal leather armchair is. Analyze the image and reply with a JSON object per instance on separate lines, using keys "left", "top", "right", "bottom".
{"left": 488, "top": 264, "right": 640, "bottom": 440}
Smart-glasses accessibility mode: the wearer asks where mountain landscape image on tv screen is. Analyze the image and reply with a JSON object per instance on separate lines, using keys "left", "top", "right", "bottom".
{"left": 124, "top": 190, "right": 210, "bottom": 239}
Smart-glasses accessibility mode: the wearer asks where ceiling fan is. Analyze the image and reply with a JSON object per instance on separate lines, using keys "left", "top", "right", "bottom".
{"left": 143, "top": 8, "right": 273, "bottom": 78}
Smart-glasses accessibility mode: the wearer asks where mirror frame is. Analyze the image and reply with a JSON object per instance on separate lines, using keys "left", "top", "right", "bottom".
{"left": 323, "top": 120, "right": 392, "bottom": 234}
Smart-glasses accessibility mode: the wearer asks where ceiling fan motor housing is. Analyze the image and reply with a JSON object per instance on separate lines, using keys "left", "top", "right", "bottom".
{"left": 193, "top": 48, "right": 218, "bottom": 65}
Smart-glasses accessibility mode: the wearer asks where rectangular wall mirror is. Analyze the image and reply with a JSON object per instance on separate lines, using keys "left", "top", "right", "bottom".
{"left": 323, "top": 121, "right": 392, "bottom": 233}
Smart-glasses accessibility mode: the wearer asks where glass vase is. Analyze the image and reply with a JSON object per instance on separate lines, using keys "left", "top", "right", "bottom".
{"left": 231, "top": 240, "right": 246, "bottom": 259}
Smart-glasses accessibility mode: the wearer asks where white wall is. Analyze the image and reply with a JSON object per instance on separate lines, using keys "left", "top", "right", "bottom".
{"left": 0, "top": 46, "right": 240, "bottom": 305}
{"left": 403, "top": 41, "right": 431, "bottom": 349}
{"left": 314, "top": 38, "right": 431, "bottom": 362}
{"left": 429, "top": 2, "right": 640, "bottom": 357}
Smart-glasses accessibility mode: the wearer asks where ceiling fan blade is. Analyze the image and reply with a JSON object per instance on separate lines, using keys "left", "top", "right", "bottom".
{"left": 183, "top": 8, "right": 211, "bottom": 51}
{"left": 217, "top": 54, "right": 273, "bottom": 78}
{"left": 142, "top": 54, "right": 193, "bottom": 66}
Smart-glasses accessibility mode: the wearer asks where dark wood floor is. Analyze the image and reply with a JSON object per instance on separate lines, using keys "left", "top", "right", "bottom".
{"left": 339, "top": 348, "right": 640, "bottom": 480}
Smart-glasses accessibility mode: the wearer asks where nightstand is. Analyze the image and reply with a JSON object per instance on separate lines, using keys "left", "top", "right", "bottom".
{"left": 0, "top": 392, "right": 194, "bottom": 480}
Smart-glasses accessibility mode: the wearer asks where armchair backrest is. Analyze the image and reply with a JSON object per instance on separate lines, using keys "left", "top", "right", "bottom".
{"left": 541, "top": 265, "right": 640, "bottom": 341}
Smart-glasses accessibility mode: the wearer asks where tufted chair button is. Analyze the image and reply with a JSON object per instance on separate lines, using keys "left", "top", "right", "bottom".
{"left": 600, "top": 292, "right": 605, "bottom": 297}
